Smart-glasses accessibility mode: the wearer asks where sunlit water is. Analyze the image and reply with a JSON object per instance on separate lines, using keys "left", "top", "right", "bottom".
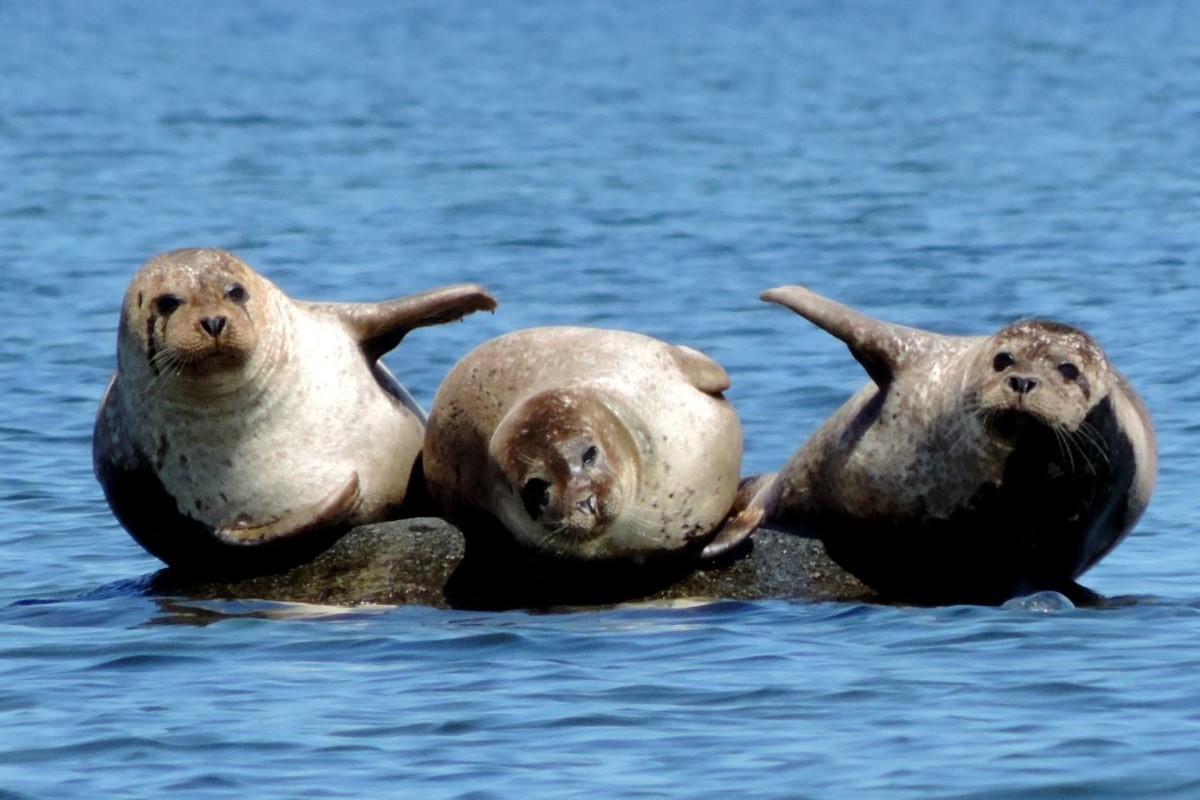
{"left": 3, "top": 2, "right": 1200, "bottom": 797}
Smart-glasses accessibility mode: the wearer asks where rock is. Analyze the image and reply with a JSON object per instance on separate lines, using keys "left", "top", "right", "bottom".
{"left": 148, "top": 518, "right": 878, "bottom": 609}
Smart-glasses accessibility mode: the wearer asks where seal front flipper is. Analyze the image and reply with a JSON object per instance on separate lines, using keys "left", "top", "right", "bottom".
{"left": 215, "top": 472, "right": 362, "bottom": 545}
{"left": 309, "top": 284, "right": 499, "bottom": 363}
{"left": 761, "top": 285, "right": 943, "bottom": 388}
{"left": 700, "top": 473, "right": 777, "bottom": 559}
{"left": 669, "top": 345, "right": 731, "bottom": 396}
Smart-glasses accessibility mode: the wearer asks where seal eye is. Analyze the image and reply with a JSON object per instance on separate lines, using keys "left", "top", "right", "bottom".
{"left": 581, "top": 445, "right": 599, "bottom": 467}
{"left": 1058, "top": 362, "right": 1080, "bottom": 382}
{"left": 154, "top": 294, "right": 184, "bottom": 316}
{"left": 992, "top": 352, "right": 1015, "bottom": 372}
{"left": 521, "top": 478, "right": 552, "bottom": 521}
{"left": 224, "top": 283, "right": 248, "bottom": 304}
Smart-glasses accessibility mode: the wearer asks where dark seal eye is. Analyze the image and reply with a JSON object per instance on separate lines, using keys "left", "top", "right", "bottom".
{"left": 1058, "top": 362, "right": 1080, "bottom": 382}
{"left": 224, "top": 282, "right": 248, "bottom": 304}
{"left": 992, "top": 352, "right": 1015, "bottom": 372}
{"left": 521, "top": 478, "right": 551, "bottom": 521}
{"left": 581, "top": 445, "right": 599, "bottom": 467}
{"left": 154, "top": 294, "right": 184, "bottom": 316}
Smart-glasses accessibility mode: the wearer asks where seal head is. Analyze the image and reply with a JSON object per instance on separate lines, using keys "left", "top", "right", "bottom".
{"left": 120, "top": 248, "right": 278, "bottom": 396}
{"left": 968, "top": 319, "right": 1107, "bottom": 436}
{"left": 489, "top": 388, "right": 641, "bottom": 557}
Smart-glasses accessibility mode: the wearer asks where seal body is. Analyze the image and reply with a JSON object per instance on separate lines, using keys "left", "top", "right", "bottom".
{"left": 709, "top": 286, "right": 1156, "bottom": 603}
{"left": 94, "top": 248, "right": 496, "bottom": 572}
{"left": 423, "top": 326, "right": 751, "bottom": 561}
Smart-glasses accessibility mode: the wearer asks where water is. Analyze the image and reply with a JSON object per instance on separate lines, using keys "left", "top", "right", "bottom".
{"left": 3, "top": 1, "right": 1200, "bottom": 796}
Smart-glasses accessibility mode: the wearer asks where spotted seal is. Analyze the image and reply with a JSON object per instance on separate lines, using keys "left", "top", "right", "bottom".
{"left": 705, "top": 285, "right": 1156, "bottom": 603}
{"left": 422, "top": 326, "right": 761, "bottom": 561}
{"left": 94, "top": 247, "right": 497, "bottom": 573}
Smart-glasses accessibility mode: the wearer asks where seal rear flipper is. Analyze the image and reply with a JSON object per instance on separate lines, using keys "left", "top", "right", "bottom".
{"left": 700, "top": 473, "right": 778, "bottom": 559}
{"left": 307, "top": 284, "right": 499, "bottom": 363}
{"left": 669, "top": 345, "right": 731, "bottom": 396}
{"left": 761, "top": 285, "right": 943, "bottom": 388}
{"left": 215, "top": 472, "right": 362, "bottom": 546}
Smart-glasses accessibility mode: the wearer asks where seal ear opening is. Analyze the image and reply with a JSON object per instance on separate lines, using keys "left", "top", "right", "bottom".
{"left": 761, "top": 285, "right": 939, "bottom": 388}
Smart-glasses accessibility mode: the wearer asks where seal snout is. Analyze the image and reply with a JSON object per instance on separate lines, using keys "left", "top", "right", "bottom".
{"left": 1007, "top": 375, "right": 1038, "bottom": 395}
{"left": 200, "top": 316, "right": 228, "bottom": 338}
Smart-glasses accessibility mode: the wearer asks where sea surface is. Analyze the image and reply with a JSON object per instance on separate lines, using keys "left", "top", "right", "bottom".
{"left": 3, "top": 2, "right": 1200, "bottom": 797}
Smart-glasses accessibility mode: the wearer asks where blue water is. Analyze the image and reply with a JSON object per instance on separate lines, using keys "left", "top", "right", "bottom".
{"left": 4, "top": 1, "right": 1200, "bottom": 796}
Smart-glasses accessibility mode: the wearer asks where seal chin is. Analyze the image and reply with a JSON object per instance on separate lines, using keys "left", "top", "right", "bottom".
{"left": 152, "top": 344, "right": 256, "bottom": 394}
{"left": 172, "top": 344, "right": 252, "bottom": 374}
{"left": 985, "top": 407, "right": 1041, "bottom": 440}
{"left": 540, "top": 514, "right": 606, "bottom": 546}
{"left": 981, "top": 392, "right": 1082, "bottom": 440}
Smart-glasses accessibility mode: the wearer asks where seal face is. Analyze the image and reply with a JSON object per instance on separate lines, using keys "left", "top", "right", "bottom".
{"left": 490, "top": 388, "right": 642, "bottom": 551}
{"left": 423, "top": 326, "right": 756, "bottom": 561}
{"left": 94, "top": 247, "right": 497, "bottom": 574}
{"left": 707, "top": 286, "right": 1157, "bottom": 603}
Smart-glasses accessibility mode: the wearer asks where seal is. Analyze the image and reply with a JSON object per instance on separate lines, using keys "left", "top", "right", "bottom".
{"left": 705, "top": 285, "right": 1157, "bottom": 604}
{"left": 94, "top": 247, "right": 497, "bottom": 574}
{"left": 422, "top": 326, "right": 761, "bottom": 561}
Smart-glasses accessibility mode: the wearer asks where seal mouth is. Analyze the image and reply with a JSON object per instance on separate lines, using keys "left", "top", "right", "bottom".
{"left": 172, "top": 344, "right": 249, "bottom": 374}
{"left": 986, "top": 408, "right": 1048, "bottom": 440}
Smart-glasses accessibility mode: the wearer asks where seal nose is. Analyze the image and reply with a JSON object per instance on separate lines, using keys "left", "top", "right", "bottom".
{"left": 200, "top": 316, "right": 227, "bottom": 338}
{"left": 1007, "top": 375, "right": 1038, "bottom": 395}
{"left": 578, "top": 494, "right": 598, "bottom": 515}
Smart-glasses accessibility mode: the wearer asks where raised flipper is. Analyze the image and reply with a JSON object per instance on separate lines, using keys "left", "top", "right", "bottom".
{"left": 701, "top": 473, "right": 778, "bottom": 559}
{"left": 670, "top": 345, "right": 731, "bottom": 396}
{"left": 306, "top": 284, "right": 499, "bottom": 363}
{"left": 215, "top": 472, "right": 362, "bottom": 546}
{"left": 761, "top": 286, "right": 942, "bottom": 389}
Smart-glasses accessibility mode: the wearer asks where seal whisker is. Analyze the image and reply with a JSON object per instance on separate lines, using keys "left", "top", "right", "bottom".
{"left": 1051, "top": 424, "right": 1079, "bottom": 475}
{"left": 1067, "top": 425, "right": 1109, "bottom": 475}
{"left": 1074, "top": 422, "right": 1113, "bottom": 469}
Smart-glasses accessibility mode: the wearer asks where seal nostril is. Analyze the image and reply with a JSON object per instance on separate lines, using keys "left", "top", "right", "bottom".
{"left": 200, "top": 316, "right": 227, "bottom": 337}
{"left": 521, "top": 478, "right": 552, "bottom": 520}
{"left": 1007, "top": 375, "right": 1038, "bottom": 394}
{"left": 578, "top": 494, "right": 598, "bottom": 514}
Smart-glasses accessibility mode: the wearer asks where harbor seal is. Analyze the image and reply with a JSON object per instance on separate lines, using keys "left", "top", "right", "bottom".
{"left": 705, "top": 285, "right": 1157, "bottom": 604}
{"left": 94, "top": 247, "right": 497, "bottom": 574}
{"left": 423, "top": 326, "right": 761, "bottom": 561}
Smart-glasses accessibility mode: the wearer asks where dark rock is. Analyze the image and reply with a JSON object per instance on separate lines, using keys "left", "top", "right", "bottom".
{"left": 148, "top": 518, "right": 879, "bottom": 609}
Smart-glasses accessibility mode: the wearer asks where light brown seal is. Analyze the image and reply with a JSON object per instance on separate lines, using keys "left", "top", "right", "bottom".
{"left": 422, "top": 326, "right": 761, "bottom": 561}
{"left": 94, "top": 247, "right": 497, "bottom": 573}
{"left": 706, "top": 285, "right": 1157, "bottom": 604}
